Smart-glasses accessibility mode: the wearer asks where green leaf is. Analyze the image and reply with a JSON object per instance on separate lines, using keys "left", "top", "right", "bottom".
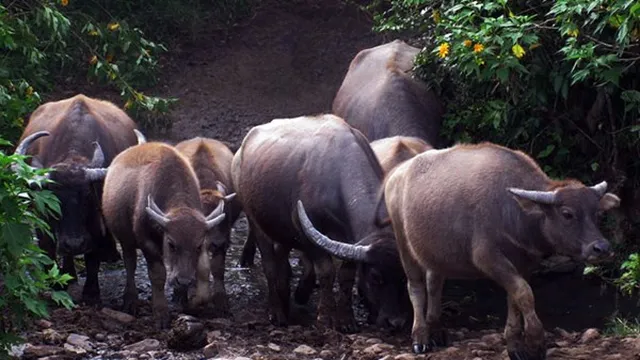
{"left": 538, "top": 144, "right": 555, "bottom": 159}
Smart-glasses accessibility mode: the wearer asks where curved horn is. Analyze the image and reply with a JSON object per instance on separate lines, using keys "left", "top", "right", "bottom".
{"left": 84, "top": 168, "right": 108, "bottom": 181}
{"left": 145, "top": 195, "right": 169, "bottom": 228}
{"left": 215, "top": 180, "right": 236, "bottom": 201}
{"left": 84, "top": 142, "right": 108, "bottom": 181}
{"left": 134, "top": 129, "right": 147, "bottom": 145}
{"left": 205, "top": 213, "right": 226, "bottom": 230}
{"left": 296, "top": 200, "right": 371, "bottom": 262}
{"left": 13, "top": 131, "right": 50, "bottom": 156}
{"left": 88, "top": 142, "right": 105, "bottom": 168}
{"left": 590, "top": 181, "right": 608, "bottom": 197}
{"left": 205, "top": 198, "right": 225, "bottom": 221}
{"left": 507, "top": 188, "right": 558, "bottom": 205}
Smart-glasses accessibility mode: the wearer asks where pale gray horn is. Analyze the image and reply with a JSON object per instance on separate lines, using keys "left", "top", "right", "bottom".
{"left": 145, "top": 195, "right": 169, "bottom": 227}
{"left": 134, "top": 129, "right": 147, "bottom": 144}
{"left": 205, "top": 197, "right": 225, "bottom": 221}
{"left": 590, "top": 181, "right": 608, "bottom": 197}
{"left": 13, "top": 131, "right": 50, "bottom": 156}
{"left": 296, "top": 200, "right": 371, "bottom": 262}
{"left": 88, "top": 142, "right": 105, "bottom": 168}
{"left": 507, "top": 187, "right": 558, "bottom": 205}
{"left": 84, "top": 142, "right": 108, "bottom": 181}
{"left": 215, "top": 181, "right": 228, "bottom": 195}
{"left": 205, "top": 213, "right": 226, "bottom": 230}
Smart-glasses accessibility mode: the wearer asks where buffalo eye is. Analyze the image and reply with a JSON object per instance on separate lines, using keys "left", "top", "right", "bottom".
{"left": 561, "top": 208, "right": 575, "bottom": 221}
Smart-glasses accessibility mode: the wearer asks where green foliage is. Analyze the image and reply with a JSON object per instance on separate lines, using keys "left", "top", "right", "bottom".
{"left": 0, "top": 141, "right": 74, "bottom": 355}
{"left": 605, "top": 317, "right": 640, "bottom": 336}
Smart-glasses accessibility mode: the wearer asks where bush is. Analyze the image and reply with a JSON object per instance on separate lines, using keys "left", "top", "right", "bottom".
{"left": 0, "top": 142, "right": 74, "bottom": 355}
{"left": 368, "top": 0, "right": 640, "bottom": 291}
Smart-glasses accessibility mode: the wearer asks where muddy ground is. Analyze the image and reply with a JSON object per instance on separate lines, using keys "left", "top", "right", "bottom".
{"left": 14, "top": 1, "right": 640, "bottom": 359}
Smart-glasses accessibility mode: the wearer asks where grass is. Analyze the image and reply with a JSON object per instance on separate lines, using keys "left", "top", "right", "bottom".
{"left": 605, "top": 317, "right": 640, "bottom": 337}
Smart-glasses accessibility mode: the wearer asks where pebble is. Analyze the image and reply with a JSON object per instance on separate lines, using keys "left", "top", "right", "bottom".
{"left": 319, "top": 350, "right": 333, "bottom": 358}
{"left": 394, "top": 353, "right": 415, "bottom": 360}
{"left": 366, "top": 337, "right": 383, "bottom": 344}
{"left": 101, "top": 307, "right": 136, "bottom": 323}
{"left": 443, "top": 346, "right": 460, "bottom": 354}
{"left": 269, "top": 329, "right": 286, "bottom": 337}
{"left": 580, "top": 328, "right": 600, "bottom": 343}
{"left": 378, "top": 356, "right": 393, "bottom": 360}
{"left": 203, "top": 342, "right": 219, "bottom": 358}
{"left": 23, "top": 344, "right": 65, "bottom": 358}
{"left": 234, "top": 357, "right": 251, "bottom": 360}
{"left": 123, "top": 338, "right": 161, "bottom": 352}
{"left": 207, "top": 330, "right": 223, "bottom": 342}
{"left": 66, "top": 333, "right": 93, "bottom": 351}
{"left": 63, "top": 343, "right": 87, "bottom": 355}
{"left": 268, "top": 343, "right": 281, "bottom": 352}
{"left": 480, "top": 333, "right": 503, "bottom": 347}
{"left": 293, "top": 344, "right": 317, "bottom": 355}
{"left": 472, "top": 349, "right": 495, "bottom": 356}
{"left": 167, "top": 315, "right": 207, "bottom": 350}
{"left": 363, "top": 343, "right": 395, "bottom": 356}
{"left": 95, "top": 333, "right": 107, "bottom": 342}
{"left": 35, "top": 319, "right": 53, "bottom": 328}
{"left": 42, "top": 329, "right": 65, "bottom": 345}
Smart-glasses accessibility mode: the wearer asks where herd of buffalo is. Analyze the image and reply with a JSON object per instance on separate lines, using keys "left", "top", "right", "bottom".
{"left": 10, "top": 39, "right": 621, "bottom": 360}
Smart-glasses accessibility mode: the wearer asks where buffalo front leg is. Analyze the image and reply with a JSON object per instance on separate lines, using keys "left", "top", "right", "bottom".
{"left": 61, "top": 255, "right": 78, "bottom": 285}
{"left": 238, "top": 225, "right": 257, "bottom": 268}
{"left": 425, "top": 269, "right": 447, "bottom": 348}
{"left": 294, "top": 252, "right": 316, "bottom": 305}
{"left": 191, "top": 245, "right": 212, "bottom": 309}
{"left": 336, "top": 260, "right": 358, "bottom": 333}
{"left": 311, "top": 253, "right": 338, "bottom": 330}
{"left": 210, "top": 242, "right": 229, "bottom": 315}
{"left": 505, "top": 294, "right": 525, "bottom": 356}
{"left": 254, "top": 225, "right": 289, "bottom": 326}
{"left": 474, "top": 253, "right": 545, "bottom": 360}
{"left": 81, "top": 251, "right": 102, "bottom": 306}
{"left": 143, "top": 252, "right": 170, "bottom": 329}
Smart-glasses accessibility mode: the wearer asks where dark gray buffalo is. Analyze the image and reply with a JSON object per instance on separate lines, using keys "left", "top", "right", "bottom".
{"left": 12, "top": 94, "right": 140, "bottom": 304}
{"left": 175, "top": 137, "right": 240, "bottom": 314}
{"left": 232, "top": 114, "right": 408, "bottom": 332}
{"left": 363, "top": 143, "right": 618, "bottom": 359}
{"left": 332, "top": 40, "right": 444, "bottom": 146}
{"left": 101, "top": 142, "right": 227, "bottom": 328}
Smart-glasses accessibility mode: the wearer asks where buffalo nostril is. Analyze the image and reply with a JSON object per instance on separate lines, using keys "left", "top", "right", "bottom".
{"left": 592, "top": 240, "right": 611, "bottom": 254}
{"left": 174, "top": 277, "right": 192, "bottom": 286}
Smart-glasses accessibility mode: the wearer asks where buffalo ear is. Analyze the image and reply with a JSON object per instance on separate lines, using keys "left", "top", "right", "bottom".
{"left": 509, "top": 191, "right": 545, "bottom": 216}
{"left": 599, "top": 193, "right": 620, "bottom": 211}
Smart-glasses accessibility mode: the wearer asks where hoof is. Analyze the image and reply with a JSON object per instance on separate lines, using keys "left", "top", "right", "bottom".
{"left": 81, "top": 293, "right": 102, "bottom": 307}
{"left": 337, "top": 318, "right": 359, "bottom": 334}
{"left": 508, "top": 348, "right": 546, "bottom": 360}
{"left": 412, "top": 343, "right": 431, "bottom": 354}
{"left": 269, "top": 314, "right": 288, "bottom": 327}
{"left": 429, "top": 328, "right": 448, "bottom": 348}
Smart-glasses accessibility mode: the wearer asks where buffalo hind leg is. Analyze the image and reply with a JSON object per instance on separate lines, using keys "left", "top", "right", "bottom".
{"left": 120, "top": 239, "right": 139, "bottom": 316}
{"left": 336, "top": 260, "right": 358, "bottom": 333}
{"left": 253, "top": 223, "right": 289, "bottom": 326}
{"left": 474, "top": 251, "right": 545, "bottom": 360}
{"left": 294, "top": 252, "right": 316, "bottom": 305}
{"left": 238, "top": 224, "right": 257, "bottom": 268}
{"left": 425, "top": 269, "right": 447, "bottom": 348}
{"left": 210, "top": 241, "right": 230, "bottom": 316}
{"left": 81, "top": 251, "right": 102, "bottom": 306}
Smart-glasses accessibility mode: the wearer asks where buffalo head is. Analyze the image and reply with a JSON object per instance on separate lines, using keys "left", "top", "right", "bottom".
{"left": 13, "top": 131, "right": 109, "bottom": 256}
{"left": 296, "top": 200, "right": 411, "bottom": 331}
{"left": 145, "top": 194, "right": 226, "bottom": 292}
{"left": 508, "top": 181, "right": 620, "bottom": 263}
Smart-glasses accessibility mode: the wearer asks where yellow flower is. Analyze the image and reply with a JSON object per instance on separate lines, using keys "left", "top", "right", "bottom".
{"left": 476, "top": 58, "right": 486, "bottom": 66}
{"left": 567, "top": 28, "right": 579, "bottom": 37}
{"left": 509, "top": 10, "right": 515, "bottom": 18}
{"left": 89, "top": 55, "right": 98, "bottom": 64}
{"left": 25, "top": 86, "right": 33, "bottom": 97}
{"left": 473, "top": 43, "right": 484, "bottom": 53}
{"left": 106, "top": 54, "right": 114, "bottom": 63}
{"left": 88, "top": 30, "right": 99, "bottom": 36}
{"left": 438, "top": 43, "right": 450, "bottom": 58}
{"left": 107, "top": 22, "right": 120, "bottom": 31}
{"left": 60, "top": 0, "right": 68, "bottom": 6}
{"left": 134, "top": 91, "right": 144, "bottom": 101}
{"left": 512, "top": 43, "right": 526, "bottom": 59}
{"left": 463, "top": 39, "right": 473, "bottom": 47}
{"left": 124, "top": 100, "right": 133, "bottom": 110}
{"left": 432, "top": 10, "right": 441, "bottom": 24}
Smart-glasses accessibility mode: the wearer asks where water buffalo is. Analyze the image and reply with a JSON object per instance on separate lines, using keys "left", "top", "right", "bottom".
{"left": 332, "top": 40, "right": 444, "bottom": 146}
{"left": 101, "top": 142, "right": 227, "bottom": 328}
{"left": 11, "top": 94, "right": 139, "bottom": 304}
{"left": 232, "top": 114, "right": 408, "bottom": 332}
{"left": 370, "top": 136, "right": 432, "bottom": 174}
{"left": 375, "top": 143, "right": 618, "bottom": 359}
{"left": 175, "top": 137, "right": 240, "bottom": 314}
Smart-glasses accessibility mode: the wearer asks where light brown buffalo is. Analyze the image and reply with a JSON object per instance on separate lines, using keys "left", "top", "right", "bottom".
{"left": 333, "top": 40, "right": 444, "bottom": 146}
{"left": 175, "top": 137, "right": 240, "bottom": 314}
{"left": 102, "top": 142, "right": 226, "bottom": 328}
{"left": 370, "top": 136, "right": 432, "bottom": 174}
{"left": 12, "top": 94, "right": 139, "bottom": 305}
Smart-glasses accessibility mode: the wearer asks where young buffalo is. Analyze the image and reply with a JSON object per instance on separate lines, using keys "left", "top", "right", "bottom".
{"left": 102, "top": 142, "right": 226, "bottom": 328}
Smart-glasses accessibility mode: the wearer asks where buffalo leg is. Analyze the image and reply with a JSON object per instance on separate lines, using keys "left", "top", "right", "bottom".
{"left": 336, "top": 260, "right": 358, "bottom": 333}
{"left": 238, "top": 225, "right": 256, "bottom": 268}
{"left": 81, "top": 251, "right": 101, "bottom": 306}
{"left": 425, "top": 269, "right": 447, "bottom": 347}
{"left": 121, "top": 240, "right": 139, "bottom": 316}
{"left": 294, "top": 252, "right": 316, "bottom": 305}
{"left": 61, "top": 256, "right": 78, "bottom": 285}
{"left": 310, "top": 253, "right": 338, "bottom": 330}
{"left": 273, "top": 243, "right": 292, "bottom": 317}
{"left": 504, "top": 294, "right": 525, "bottom": 356}
{"left": 210, "top": 241, "right": 230, "bottom": 315}
{"left": 143, "top": 251, "right": 170, "bottom": 329}
{"left": 191, "top": 243, "right": 212, "bottom": 310}
{"left": 474, "top": 253, "right": 545, "bottom": 360}
{"left": 253, "top": 223, "right": 289, "bottom": 326}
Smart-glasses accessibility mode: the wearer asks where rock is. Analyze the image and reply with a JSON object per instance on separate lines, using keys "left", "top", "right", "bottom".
{"left": 320, "top": 350, "right": 333, "bottom": 358}
{"left": 480, "top": 333, "right": 503, "bottom": 347}
{"left": 606, "top": 354, "right": 623, "bottom": 359}
{"left": 293, "top": 344, "right": 318, "bottom": 355}
{"left": 63, "top": 343, "right": 87, "bottom": 355}
{"left": 22, "top": 344, "right": 65, "bottom": 358}
{"left": 123, "top": 338, "right": 161, "bottom": 352}
{"left": 139, "top": 354, "right": 151, "bottom": 359}
{"left": 472, "top": 358, "right": 483, "bottom": 360}
{"left": 95, "top": 333, "right": 107, "bottom": 342}
{"left": 366, "top": 337, "right": 383, "bottom": 344}
{"left": 41, "top": 329, "right": 65, "bottom": 345}
{"left": 234, "top": 357, "right": 251, "bottom": 360}
{"left": 167, "top": 315, "right": 207, "bottom": 350}
{"left": 268, "top": 343, "right": 281, "bottom": 352}
{"left": 555, "top": 327, "right": 577, "bottom": 341}
{"left": 472, "top": 349, "right": 495, "bottom": 356}
{"left": 203, "top": 342, "right": 220, "bottom": 358}
{"left": 101, "top": 307, "right": 136, "bottom": 323}
{"left": 547, "top": 348, "right": 560, "bottom": 357}
{"left": 207, "top": 330, "right": 223, "bottom": 342}
{"left": 394, "top": 353, "right": 415, "bottom": 360}
{"left": 35, "top": 319, "right": 53, "bottom": 328}
{"left": 443, "top": 346, "right": 461, "bottom": 354}
{"left": 269, "top": 329, "right": 286, "bottom": 337}
{"left": 378, "top": 356, "right": 393, "bottom": 360}
{"left": 580, "top": 328, "right": 600, "bottom": 343}
{"left": 66, "top": 333, "right": 93, "bottom": 351}
{"left": 363, "top": 343, "right": 395, "bottom": 356}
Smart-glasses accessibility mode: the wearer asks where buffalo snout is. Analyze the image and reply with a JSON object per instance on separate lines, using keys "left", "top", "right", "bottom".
{"left": 583, "top": 239, "right": 614, "bottom": 262}
{"left": 57, "top": 235, "right": 92, "bottom": 256}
